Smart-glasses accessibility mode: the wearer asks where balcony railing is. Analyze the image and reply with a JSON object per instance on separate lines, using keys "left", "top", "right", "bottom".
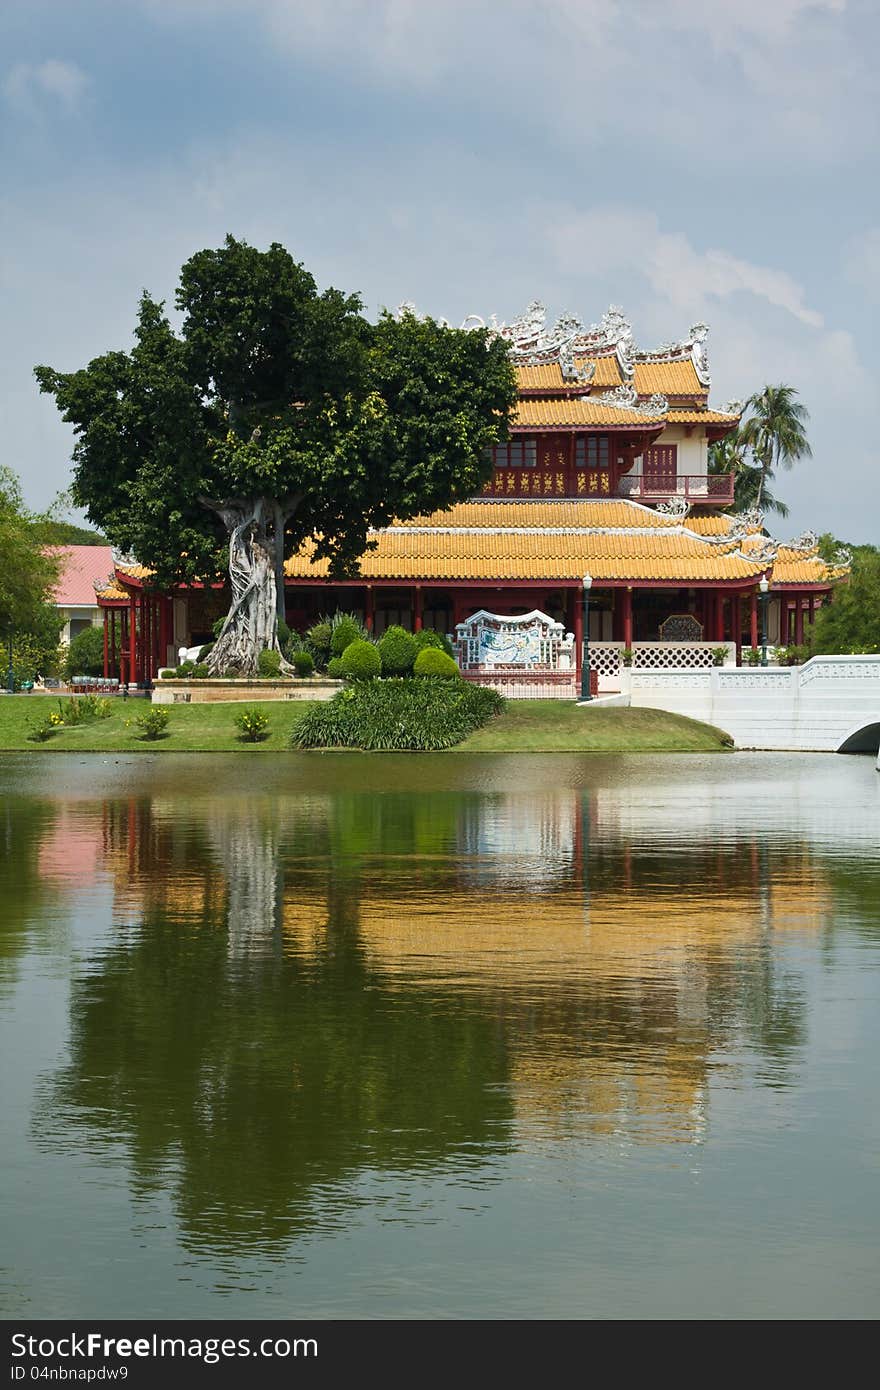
{"left": 618, "top": 474, "right": 735, "bottom": 505}
{"left": 479, "top": 468, "right": 734, "bottom": 504}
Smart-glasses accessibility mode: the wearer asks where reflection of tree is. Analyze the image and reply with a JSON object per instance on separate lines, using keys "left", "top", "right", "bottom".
{"left": 33, "top": 780, "right": 831, "bottom": 1257}
{"left": 0, "top": 798, "right": 63, "bottom": 986}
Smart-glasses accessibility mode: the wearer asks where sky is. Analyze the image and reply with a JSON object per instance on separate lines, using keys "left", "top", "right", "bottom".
{"left": 1, "top": 0, "right": 878, "bottom": 542}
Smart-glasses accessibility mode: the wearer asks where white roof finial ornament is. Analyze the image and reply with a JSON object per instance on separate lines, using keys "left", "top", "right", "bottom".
{"left": 689, "top": 322, "right": 711, "bottom": 387}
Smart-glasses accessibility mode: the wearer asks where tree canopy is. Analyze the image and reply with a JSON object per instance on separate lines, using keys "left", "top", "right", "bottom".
{"left": 0, "top": 466, "right": 61, "bottom": 634}
{"left": 35, "top": 238, "right": 517, "bottom": 662}
{"left": 709, "top": 384, "right": 812, "bottom": 518}
{"left": 809, "top": 543, "right": 880, "bottom": 655}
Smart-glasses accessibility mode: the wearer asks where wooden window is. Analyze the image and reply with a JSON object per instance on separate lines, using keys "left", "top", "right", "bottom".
{"left": 494, "top": 439, "right": 537, "bottom": 467}
{"left": 575, "top": 436, "right": 610, "bottom": 468}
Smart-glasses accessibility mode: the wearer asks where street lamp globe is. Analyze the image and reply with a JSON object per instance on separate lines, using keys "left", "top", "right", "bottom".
{"left": 583, "top": 573, "right": 593, "bottom": 591}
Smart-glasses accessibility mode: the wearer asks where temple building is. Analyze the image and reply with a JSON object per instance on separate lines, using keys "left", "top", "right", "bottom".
{"left": 96, "top": 304, "right": 843, "bottom": 688}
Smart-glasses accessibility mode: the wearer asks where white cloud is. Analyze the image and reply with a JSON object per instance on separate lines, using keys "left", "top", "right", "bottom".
{"left": 3, "top": 59, "right": 89, "bottom": 116}
{"left": 843, "top": 227, "right": 880, "bottom": 299}
{"left": 549, "top": 207, "right": 824, "bottom": 328}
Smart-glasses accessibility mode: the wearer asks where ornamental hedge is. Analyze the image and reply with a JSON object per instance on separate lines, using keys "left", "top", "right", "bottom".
{"left": 413, "top": 628, "right": 455, "bottom": 658}
{"left": 291, "top": 676, "right": 504, "bottom": 751}
{"left": 413, "top": 647, "right": 459, "bottom": 679}
{"left": 377, "top": 624, "right": 417, "bottom": 675}
{"left": 340, "top": 638, "right": 381, "bottom": 680}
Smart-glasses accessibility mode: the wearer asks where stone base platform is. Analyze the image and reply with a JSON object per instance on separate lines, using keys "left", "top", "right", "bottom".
{"left": 152, "top": 678, "right": 341, "bottom": 705}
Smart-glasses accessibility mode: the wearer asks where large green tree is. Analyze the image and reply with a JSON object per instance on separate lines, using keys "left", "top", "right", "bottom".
{"left": 738, "top": 385, "right": 811, "bottom": 511}
{"left": 36, "top": 237, "right": 517, "bottom": 675}
{"left": 809, "top": 543, "right": 880, "bottom": 655}
{"left": 0, "top": 466, "right": 61, "bottom": 638}
{"left": 709, "top": 426, "right": 790, "bottom": 517}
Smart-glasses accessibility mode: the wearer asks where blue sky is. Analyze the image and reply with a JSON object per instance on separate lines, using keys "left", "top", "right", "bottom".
{"left": 2, "top": 0, "right": 878, "bottom": 540}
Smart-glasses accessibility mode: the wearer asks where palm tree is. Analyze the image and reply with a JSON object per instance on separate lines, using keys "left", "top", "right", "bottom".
{"left": 739, "top": 385, "right": 811, "bottom": 510}
{"left": 708, "top": 426, "right": 789, "bottom": 517}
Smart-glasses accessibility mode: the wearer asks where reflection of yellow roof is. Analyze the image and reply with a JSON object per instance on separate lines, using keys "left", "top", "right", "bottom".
{"left": 285, "top": 527, "right": 767, "bottom": 582}
{"left": 513, "top": 398, "right": 664, "bottom": 429}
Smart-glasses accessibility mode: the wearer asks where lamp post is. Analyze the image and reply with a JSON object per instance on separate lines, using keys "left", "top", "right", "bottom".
{"left": 759, "top": 575, "right": 769, "bottom": 667}
{"left": 580, "top": 573, "right": 593, "bottom": 701}
{"left": 6, "top": 629, "right": 13, "bottom": 694}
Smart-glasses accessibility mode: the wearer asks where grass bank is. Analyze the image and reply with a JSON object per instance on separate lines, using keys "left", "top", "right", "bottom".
{"left": 0, "top": 695, "right": 732, "bottom": 753}
{"left": 454, "top": 701, "right": 732, "bottom": 753}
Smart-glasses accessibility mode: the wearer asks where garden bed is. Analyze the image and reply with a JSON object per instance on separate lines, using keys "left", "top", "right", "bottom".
{"left": 152, "top": 678, "right": 341, "bottom": 704}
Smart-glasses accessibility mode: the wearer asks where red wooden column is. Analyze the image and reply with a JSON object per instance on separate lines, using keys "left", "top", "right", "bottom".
{"left": 413, "top": 586, "right": 423, "bottom": 632}
{"left": 365, "top": 586, "right": 375, "bottom": 633}
{"left": 808, "top": 594, "right": 816, "bottom": 627}
{"left": 102, "top": 609, "right": 110, "bottom": 678}
{"left": 573, "top": 587, "right": 584, "bottom": 683}
{"left": 795, "top": 594, "right": 804, "bottom": 646}
{"left": 128, "top": 594, "right": 138, "bottom": 685}
{"left": 732, "top": 594, "right": 742, "bottom": 663}
{"left": 750, "top": 590, "right": 758, "bottom": 648}
{"left": 623, "top": 587, "right": 633, "bottom": 648}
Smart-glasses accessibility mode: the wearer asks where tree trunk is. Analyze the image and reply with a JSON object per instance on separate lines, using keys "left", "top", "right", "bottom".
{"left": 201, "top": 495, "right": 299, "bottom": 677}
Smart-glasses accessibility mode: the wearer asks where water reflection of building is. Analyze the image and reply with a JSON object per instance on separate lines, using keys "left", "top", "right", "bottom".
{"left": 34, "top": 782, "right": 834, "bottom": 1166}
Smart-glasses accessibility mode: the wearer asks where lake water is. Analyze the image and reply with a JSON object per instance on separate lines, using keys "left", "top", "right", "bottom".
{"left": 1, "top": 751, "right": 878, "bottom": 1320}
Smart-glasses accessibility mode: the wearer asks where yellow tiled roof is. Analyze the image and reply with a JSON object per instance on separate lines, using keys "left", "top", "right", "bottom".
{"left": 771, "top": 546, "right": 840, "bottom": 586}
{"left": 285, "top": 528, "right": 766, "bottom": 583}
{"left": 408, "top": 500, "right": 680, "bottom": 529}
{"left": 513, "top": 397, "right": 664, "bottom": 429}
{"left": 515, "top": 357, "right": 622, "bottom": 391}
{"left": 633, "top": 360, "right": 703, "bottom": 396}
{"left": 95, "top": 577, "right": 128, "bottom": 601}
{"left": 681, "top": 514, "right": 740, "bottom": 535}
{"left": 666, "top": 408, "right": 739, "bottom": 425}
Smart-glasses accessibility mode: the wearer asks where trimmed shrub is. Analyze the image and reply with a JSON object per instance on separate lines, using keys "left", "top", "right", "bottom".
{"left": 341, "top": 639, "right": 381, "bottom": 681}
{"left": 377, "top": 624, "right": 417, "bottom": 676}
{"left": 293, "top": 650, "right": 314, "bottom": 677}
{"left": 197, "top": 643, "right": 213, "bottom": 662}
{"left": 234, "top": 707, "right": 270, "bottom": 742}
{"left": 175, "top": 660, "right": 195, "bottom": 678}
{"left": 64, "top": 625, "right": 105, "bottom": 680}
{"left": 292, "top": 676, "right": 504, "bottom": 751}
{"left": 413, "top": 628, "right": 455, "bottom": 658}
{"left": 277, "top": 619, "right": 291, "bottom": 648}
{"left": 134, "top": 708, "right": 170, "bottom": 740}
{"left": 327, "top": 656, "right": 345, "bottom": 679}
{"left": 330, "top": 614, "right": 364, "bottom": 656}
{"left": 306, "top": 620, "right": 332, "bottom": 655}
{"left": 413, "top": 647, "right": 459, "bottom": 679}
{"left": 257, "top": 648, "right": 281, "bottom": 678}
{"left": 190, "top": 663, "right": 210, "bottom": 679}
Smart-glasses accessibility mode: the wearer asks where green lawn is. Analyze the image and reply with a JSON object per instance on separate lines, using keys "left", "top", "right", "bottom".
{"left": 0, "top": 694, "right": 733, "bottom": 754}
{"left": 0, "top": 695, "right": 321, "bottom": 752}
{"left": 454, "top": 701, "right": 733, "bottom": 753}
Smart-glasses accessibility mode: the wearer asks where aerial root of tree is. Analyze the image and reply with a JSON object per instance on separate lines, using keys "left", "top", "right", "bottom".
{"left": 202, "top": 496, "right": 298, "bottom": 677}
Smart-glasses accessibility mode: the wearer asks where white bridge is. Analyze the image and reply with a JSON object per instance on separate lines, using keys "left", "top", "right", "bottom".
{"left": 616, "top": 655, "right": 880, "bottom": 753}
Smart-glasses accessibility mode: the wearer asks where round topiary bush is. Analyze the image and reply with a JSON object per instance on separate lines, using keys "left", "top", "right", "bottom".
{"left": 413, "top": 647, "right": 460, "bottom": 679}
{"left": 257, "top": 648, "right": 281, "bottom": 678}
{"left": 327, "top": 656, "right": 345, "bottom": 679}
{"left": 293, "top": 650, "right": 314, "bottom": 677}
{"left": 341, "top": 639, "right": 381, "bottom": 680}
{"left": 330, "top": 615, "right": 362, "bottom": 656}
{"left": 190, "top": 663, "right": 210, "bottom": 679}
{"left": 174, "top": 659, "right": 195, "bottom": 678}
{"left": 377, "top": 624, "right": 417, "bottom": 676}
{"left": 413, "top": 628, "right": 455, "bottom": 657}
{"left": 197, "top": 643, "right": 213, "bottom": 662}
